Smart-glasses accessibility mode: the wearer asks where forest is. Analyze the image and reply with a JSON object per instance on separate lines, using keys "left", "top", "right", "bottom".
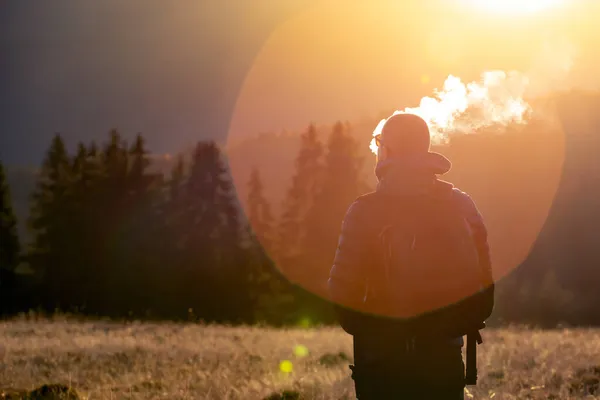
{"left": 2, "top": 90, "right": 600, "bottom": 328}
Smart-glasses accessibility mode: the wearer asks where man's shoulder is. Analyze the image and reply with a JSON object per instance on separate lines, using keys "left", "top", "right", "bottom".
{"left": 351, "top": 191, "right": 389, "bottom": 212}
{"left": 432, "top": 179, "right": 476, "bottom": 209}
{"left": 343, "top": 192, "right": 382, "bottom": 223}
{"left": 436, "top": 178, "right": 473, "bottom": 206}
{"left": 448, "top": 186, "right": 484, "bottom": 222}
{"left": 354, "top": 191, "right": 379, "bottom": 204}
{"left": 450, "top": 186, "right": 474, "bottom": 203}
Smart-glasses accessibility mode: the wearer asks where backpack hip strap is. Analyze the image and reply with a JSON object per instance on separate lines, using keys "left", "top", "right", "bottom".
{"left": 465, "top": 331, "right": 483, "bottom": 385}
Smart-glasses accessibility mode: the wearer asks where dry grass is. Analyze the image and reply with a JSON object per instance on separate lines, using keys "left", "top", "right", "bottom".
{"left": 1, "top": 317, "right": 600, "bottom": 399}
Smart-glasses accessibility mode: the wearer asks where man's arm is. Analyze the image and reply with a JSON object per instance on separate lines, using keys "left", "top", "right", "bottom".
{"left": 328, "top": 199, "right": 371, "bottom": 317}
{"left": 454, "top": 189, "right": 495, "bottom": 318}
{"left": 463, "top": 193, "right": 493, "bottom": 286}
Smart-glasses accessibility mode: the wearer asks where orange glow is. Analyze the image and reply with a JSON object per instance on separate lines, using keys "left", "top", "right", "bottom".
{"left": 466, "top": 0, "right": 564, "bottom": 14}
{"left": 228, "top": 0, "right": 599, "bottom": 145}
{"left": 226, "top": 0, "right": 596, "bottom": 304}
{"left": 369, "top": 71, "right": 531, "bottom": 154}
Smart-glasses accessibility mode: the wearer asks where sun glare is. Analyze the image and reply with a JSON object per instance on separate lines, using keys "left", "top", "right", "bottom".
{"left": 469, "top": 0, "right": 563, "bottom": 14}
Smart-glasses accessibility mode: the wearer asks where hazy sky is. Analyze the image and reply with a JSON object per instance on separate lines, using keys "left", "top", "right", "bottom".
{"left": 229, "top": 0, "right": 600, "bottom": 144}
{"left": 0, "top": 0, "right": 314, "bottom": 164}
{"left": 2, "top": 0, "right": 598, "bottom": 165}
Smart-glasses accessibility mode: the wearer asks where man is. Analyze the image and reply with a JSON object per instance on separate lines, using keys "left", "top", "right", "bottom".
{"left": 328, "top": 113, "right": 494, "bottom": 399}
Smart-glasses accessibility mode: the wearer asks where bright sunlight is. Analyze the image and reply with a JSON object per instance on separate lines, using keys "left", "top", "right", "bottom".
{"left": 468, "top": 0, "right": 563, "bottom": 14}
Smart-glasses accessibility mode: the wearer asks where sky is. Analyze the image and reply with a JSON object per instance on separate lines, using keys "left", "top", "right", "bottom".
{"left": 0, "top": 0, "right": 314, "bottom": 165}
{"left": 2, "top": 0, "right": 599, "bottom": 165}
{"left": 228, "top": 0, "right": 600, "bottom": 145}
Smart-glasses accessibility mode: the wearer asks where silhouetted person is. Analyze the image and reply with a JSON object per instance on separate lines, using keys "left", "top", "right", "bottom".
{"left": 328, "top": 113, "right": 494, "bottom": 399}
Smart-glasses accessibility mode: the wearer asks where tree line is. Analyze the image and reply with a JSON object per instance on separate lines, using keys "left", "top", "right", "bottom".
{"left": 0, "top": 122, "right": 365, "bottom": 325}
{"left": 3, "top": 95, "right": 600, "bottom": 328}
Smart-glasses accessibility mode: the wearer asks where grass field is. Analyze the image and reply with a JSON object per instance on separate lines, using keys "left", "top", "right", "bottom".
{"left": 1, "top": 317, "right": 600, "bottom": 399}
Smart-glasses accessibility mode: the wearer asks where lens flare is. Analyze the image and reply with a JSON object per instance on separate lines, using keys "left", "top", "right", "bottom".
{"left": 279, "top": 360, "right": 294, "bottom": 373}
{"left": 294, "top": 345, "right": 309, "bottom": 358}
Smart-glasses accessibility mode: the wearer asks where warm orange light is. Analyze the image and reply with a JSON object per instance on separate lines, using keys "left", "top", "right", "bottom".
{"left": 467, "top": 0, "right": 563, "bottom": 14}
{"left": 368, "top": 71, "right": 532, "bottom": 154}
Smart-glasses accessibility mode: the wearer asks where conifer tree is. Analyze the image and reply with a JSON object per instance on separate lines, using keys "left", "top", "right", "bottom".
{"left": 0, "top": 160, "right": 22, "bottom": 315}
{"left": 163, "top": 154, "right": 186, "bottom": 255}
{"left": 301, "top": 121, "right": 364, "bottom": 302}
{"left": 156, "top": 154, "right": 188, "bottom": 318}
{"left": 121, "top": 134, "right": 164, "bottom": 315}
{"left": 277, "top": 123, "right": 323, "bottom": 278}
{"left": 169, "top": 155, "right": 186, "bottom": 204}
{"left": 174, "top": 141, "right": 245, "bottom": 322}
{"left": 28, "top": 134, "right": 73, "bottom": 310}
{"left": 67, "top": 142, "right": 103, "bottom": 309}
{"left": 0, "top": 160, "right": 21, "bottom": 271}
{"left": 244, "top": 166, "right": 296, "bottom": 324}
{"left": 246, "top": 167, "right": 275, "bottom": 249}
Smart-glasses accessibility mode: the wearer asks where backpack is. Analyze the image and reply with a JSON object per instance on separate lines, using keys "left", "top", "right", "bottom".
{"left": 362, "top": 186, "right": 492, "bottom": 339}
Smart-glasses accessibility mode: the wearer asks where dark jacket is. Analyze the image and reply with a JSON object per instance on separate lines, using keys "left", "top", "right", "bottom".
{"left": 327, "top": 152, "right": 494, "bottom": 346}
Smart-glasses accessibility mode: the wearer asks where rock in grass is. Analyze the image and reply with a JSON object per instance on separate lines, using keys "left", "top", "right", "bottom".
{"left": 29, "top": 384, "right": 80, "bottom": 399}
{"left": 1, "top": 384, "right": 80, "bottom": 400}
{"left": 262, "top": 389, "right": 302, "bottom": 400}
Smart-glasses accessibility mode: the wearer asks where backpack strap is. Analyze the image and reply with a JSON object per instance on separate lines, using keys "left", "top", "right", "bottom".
{"left": 465, "top": 328, "right": 484, "bottom": 385}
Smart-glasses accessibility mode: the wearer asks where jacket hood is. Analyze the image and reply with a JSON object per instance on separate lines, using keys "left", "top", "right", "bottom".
{"left": 375, "top": 152, "right": 453, "bottom": 196}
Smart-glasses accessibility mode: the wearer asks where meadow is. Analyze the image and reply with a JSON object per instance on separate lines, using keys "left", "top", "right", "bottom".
{"left": 1, "top": 317, "right": 600, "bottom": 399}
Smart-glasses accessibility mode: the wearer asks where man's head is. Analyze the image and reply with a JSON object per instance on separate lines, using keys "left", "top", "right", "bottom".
{"left": 374, "top": 113, "right": 431, "bottom": 162}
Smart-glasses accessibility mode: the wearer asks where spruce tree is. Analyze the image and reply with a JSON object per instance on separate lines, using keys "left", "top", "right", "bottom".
{"left": 158, "top": 154, "right": 187, "bottom": 318}
{"left": 0, "top": 160, "right": 21, "bottom": 270}
{"left": 300, "top": 121, "right": 365, "bottom": 318}
{"left": 67, "top": 142, "right": 103, "bottom": 310}
{"left": 245, "top": 167, "right": 296, "bottom": 324}
{"left": 246, "top": 167, "right": 275, "bottom": 249}
{"left": 85, "top": 131, "right": 165, "bottom": 316}
{"left": 182, "top": 142, "right": 242, "bottom": 260}
{"left": 174, "top": 141, "right": 245, "bottom": 322}
{"left": 277, "top": 123, "right": 323, "bottom": 280}
{"left": 169, "top": 155, "right": 186, "bottom": 204}
{"left": 163, "top": 154, "right": 186, "bottom": 255}
{"left": 0, "top": 160, "right": 22, "bottom": 314}
{"left": 28, "top": 134, "right": 73, "bottom": 310}
{"left": 121, "top": 134, "right": 164, "bottom": 316}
